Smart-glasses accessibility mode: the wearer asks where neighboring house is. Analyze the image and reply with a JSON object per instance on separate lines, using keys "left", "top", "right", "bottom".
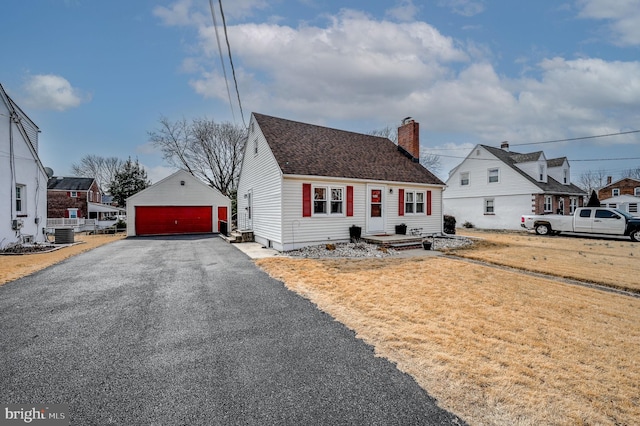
{"left": 47, "top": 177, "right": 105, "bottom": 219}
{"left": 236, "top": 113, "right": 445, "bottom": 251}
{"left": 0, "top": 83, "right": 48, "bottom": 246}
{"left": 444, "top": 142, "right": 587, "bottom": 230}
{"left": 126, "top": 170, "right": 231, "bottom": 237}
{"left": 599, "top": 194, "right": 640, "bottom": 215}
{"left": 598, "top": 177, "right": 640, "bottom": 200}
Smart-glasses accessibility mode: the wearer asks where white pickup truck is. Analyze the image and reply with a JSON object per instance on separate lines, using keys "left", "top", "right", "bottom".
{"left": 521, "top": 207, "right": 640, "bottom": 242}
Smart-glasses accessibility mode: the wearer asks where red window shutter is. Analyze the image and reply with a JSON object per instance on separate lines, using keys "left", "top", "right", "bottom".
{"left": 398, "top": 189, "right": 404, "bottom": 216}
{"left": 347, "top": 186, "right": 354, "bottom": 217}
{"left": 426, "top": 190, "right": 432, "bottom": 216}
{"left": 302, "top": 183, "right": 312, "bottom": 217}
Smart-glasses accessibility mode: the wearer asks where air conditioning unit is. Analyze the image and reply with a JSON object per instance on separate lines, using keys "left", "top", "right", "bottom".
{"left": 12, "top": 219, "right": 24, "bottom": 230}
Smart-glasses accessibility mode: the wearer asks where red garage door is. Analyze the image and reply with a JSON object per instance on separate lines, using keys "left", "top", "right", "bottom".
{"left": 135, "top": 206, "right": 213, "bottom": 236}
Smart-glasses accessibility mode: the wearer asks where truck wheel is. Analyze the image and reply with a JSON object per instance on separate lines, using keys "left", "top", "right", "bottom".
{"left": 631, "top": 229, "right": 640, "bottom": 242}
{"left": 535, "top": 224, "right": 551, "bottom": 235}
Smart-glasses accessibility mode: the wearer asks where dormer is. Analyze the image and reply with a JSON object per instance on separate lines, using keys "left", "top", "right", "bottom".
{"left": 512, "top": 151, "right": 547, "bottom": 183}
{"left": 547, "top": 157, "right": 570, "bottom": 185}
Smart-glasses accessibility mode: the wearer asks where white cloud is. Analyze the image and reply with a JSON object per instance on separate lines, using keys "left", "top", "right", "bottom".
{"left": 158, "top": 1, "right": 640, "bottom": 156}
{"left": 143, "top": 164, "right": 177, "bottom": 185}
{"left": 23, "top": 74, "right": 89, "bottom": 111}
{"left": 385, "top": 0, "right": 420, "bottom": 22}
{"left": 438, "top": 0, "right": 485, "bottom": 17}
{"left": 577, "top": 0, "right": 640, "bottom": 46}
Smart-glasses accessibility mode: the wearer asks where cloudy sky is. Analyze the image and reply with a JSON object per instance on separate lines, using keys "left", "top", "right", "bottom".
{"left": 2, "top": 0, "right": 639, "bottom": 184}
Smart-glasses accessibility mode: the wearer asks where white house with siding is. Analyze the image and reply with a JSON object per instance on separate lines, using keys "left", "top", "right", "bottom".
{"left": 443, "top": 142, "right": 586, "bottom": 230}
{"left": 237, "top": 113, "right": 445, "bottom": 251}
{"left": 0, "top": 83, "right": 48, "bottom": 247}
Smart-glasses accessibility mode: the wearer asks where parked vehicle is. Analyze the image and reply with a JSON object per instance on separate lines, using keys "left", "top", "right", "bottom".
{"left": 521, "top": 207, "right": 640, "bottom": 242}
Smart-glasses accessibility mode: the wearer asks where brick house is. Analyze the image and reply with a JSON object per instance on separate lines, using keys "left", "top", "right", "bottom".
{"left": 47, "top": 177, "right": 102, "bottom": 219}
{"left": 598, "top": 177, "right": 640, "bottom": 200}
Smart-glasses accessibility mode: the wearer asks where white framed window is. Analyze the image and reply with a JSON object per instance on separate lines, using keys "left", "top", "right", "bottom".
{"left": 460, "top": 172, "right": 469, "bottom": 186}
{"left": 612, "top": 188, "right": 620, "bottom": 197}
{"left": 15, "top": 185, "right": 25, "bottom": 213}
{"left": 484, "top": 198, "right": 495, "bottom": 214}
{"left": 570, "top": 197, "right": 578, "bottom": 214}
{"left": 70, "top": 191, "right": 78, "bottom": 198}
{"left": 68, "top": 208, "right": 78, "bottom": 219}
{"left": 563, "top": 169, "right": 568, "bottom": 184}
{"left": 544, "top": 195, "right": 553, "bottom": 212}
{"left": 635, "top": 187, "right": 640, "bottom": 196}
{"left": 404, "top": 191, "right": 425, "bottom": 215}
{"left": 253, "top": 138, "right": 258, "bottom": 155}
{"left": 539, "top": 165, "right": 545, "bottom": 181}
{"left": 330, "top": 188, "right": 343, "bottom": 214}
{"left": 488, "top": 168, "right": 499, "bottom": 183}
{"left": 314, "top": 185, "right": 344, "bottom": 216}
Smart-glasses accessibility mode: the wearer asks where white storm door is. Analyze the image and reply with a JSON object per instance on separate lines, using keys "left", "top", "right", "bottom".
{"left": 366, "top": 186, "right": 385, "bottom": 234}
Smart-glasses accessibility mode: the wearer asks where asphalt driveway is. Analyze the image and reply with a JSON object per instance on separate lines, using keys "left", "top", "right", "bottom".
{"left": 0, "top": 235, "right": 464, "bottom": 425}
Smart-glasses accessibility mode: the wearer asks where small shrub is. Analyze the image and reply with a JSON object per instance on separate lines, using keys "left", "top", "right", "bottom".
{"left": 443, "top": 215, "right": 456, "bottom": 234}
{"left": 462, "top": 221, "right": 475, "bottom": 229}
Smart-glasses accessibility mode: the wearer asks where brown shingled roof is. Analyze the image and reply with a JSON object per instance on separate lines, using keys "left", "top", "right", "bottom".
{"left": 253, "top": 113, "right": 444, "bottom": 186}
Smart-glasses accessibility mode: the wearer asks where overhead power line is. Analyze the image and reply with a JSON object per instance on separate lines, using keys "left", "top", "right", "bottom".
{"left": 218, "top": 0, "right": 246, "bottom": 128}
{"left": 427, "top": 129, "right": 640, "bottom": 151}
{"left": 510, "top": 129, "right": 640, "bottom": 147}
{"left": 209, "top": 0, "right": 236, "bottom": 123}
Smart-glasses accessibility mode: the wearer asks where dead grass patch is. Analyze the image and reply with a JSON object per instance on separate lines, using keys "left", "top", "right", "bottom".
{"left": 451, "top": 230, "right": 640, "bottom": 293}
{"left": 0, "top": 233, "right": 125, "bottom": 285}
{"left": 256, "top": 255, "right": 640, "bottom": 425}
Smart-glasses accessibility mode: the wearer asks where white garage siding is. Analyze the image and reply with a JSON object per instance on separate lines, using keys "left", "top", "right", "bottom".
{"left": 126, "top": 170, "right": 231, "bottom": 237}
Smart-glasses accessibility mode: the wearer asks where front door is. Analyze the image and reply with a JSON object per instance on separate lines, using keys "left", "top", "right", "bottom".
{"left": 366, "top": 186, "right": 385, "bottom": 234}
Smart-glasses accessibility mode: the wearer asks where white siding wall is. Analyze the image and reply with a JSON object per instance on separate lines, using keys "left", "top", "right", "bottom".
{"left": 515, "top": 158, "right": 546, "bottom": 183}
{"left": 236, "top": 118, "right": 283, "bottom": 248}
{"left": 444, "top": 146, "right": 539, "bottom": 230}
{"left": 445, "top": 194, "right": 533, "bottom": 230}
{"left": 126, "top": 170, "right": 231, "bottom": 237}
{"left": 281, "top": 177, "right": 443, "bottom": 251}
{"left": 548, "top": 161, "right": 570, "bottom": 185}
{"left": 0, "top": 102, "right": 47, "bottom": 246}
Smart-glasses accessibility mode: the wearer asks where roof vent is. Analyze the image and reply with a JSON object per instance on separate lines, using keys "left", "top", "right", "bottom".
{"left": 500, "top": 141, "right": 509, "bottom": 151}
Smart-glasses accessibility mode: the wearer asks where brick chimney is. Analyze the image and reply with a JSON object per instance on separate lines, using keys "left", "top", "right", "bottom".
{"left": 501, "top": 141, "right": 509, "bottom": 151}
{"left": 398, "top": 117, "right": 419, "bottom": 162}
{"left": 607, "top": 176, "right": 612, "bottom": 185}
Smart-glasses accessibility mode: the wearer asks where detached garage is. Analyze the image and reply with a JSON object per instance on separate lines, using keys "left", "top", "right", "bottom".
{"left": 126, "top": 170, "right": 231, "bottom": 237}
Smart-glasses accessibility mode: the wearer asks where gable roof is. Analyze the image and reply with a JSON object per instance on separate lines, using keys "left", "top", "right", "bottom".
{"left": 547, "top": 157, "right": 567, "bottom": 168}
{"left": 253, "top": 113, "right": 444, "bottom": 186}
{"left": 481, "top": 145, "right": 586, "bottom": 195}
{"left": 47, "top": 177, "right": 96, "bottom": 191}
{"left": 601, "top": 177, "right": 640, "bottom": 189}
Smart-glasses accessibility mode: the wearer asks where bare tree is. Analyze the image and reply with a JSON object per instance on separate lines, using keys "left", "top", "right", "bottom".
{"left": 578, "top": 169, "right": 608, "bottom": 194}
{"left": 419, "top": 152, "right": 442, "bottom": 177}
{"left": 70, "top": 155, "right": 123, "bottom": 193}
{"left": 622, "top": 167, "right": 640, "bottom": 179}
{"left": 149, "top": 116, "right": 247, "bottom": 195}
{"left": 369, "top": 125, "right": 442, "bottom": 175}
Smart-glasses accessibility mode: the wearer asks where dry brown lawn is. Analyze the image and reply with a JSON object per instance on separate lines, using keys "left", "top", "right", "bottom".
{"left": 3, "top": 231, "right": 638, "bottom": 424}
{"left": 0, "top": 233, "right": 125, "bottom": 285}
{"left": 257, "top": 232, "right": 640, "bottom": 426}
{"left": 454, "top": 229, "right": 640, "bottom": 293}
